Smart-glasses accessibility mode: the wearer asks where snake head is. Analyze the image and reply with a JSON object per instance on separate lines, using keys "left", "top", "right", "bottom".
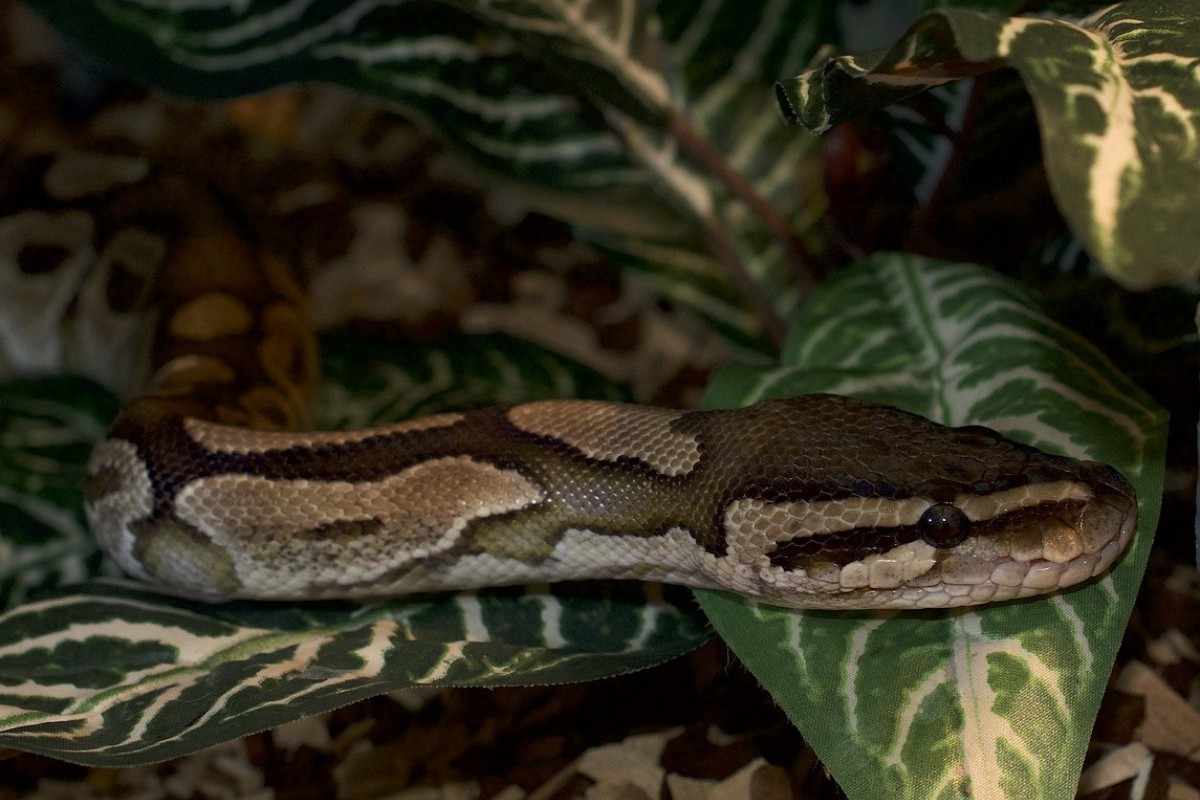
{"left": 708, "top": 395, "right": 1139, "bottom": 609}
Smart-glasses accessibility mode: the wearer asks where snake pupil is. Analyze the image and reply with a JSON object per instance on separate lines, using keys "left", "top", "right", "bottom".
{"left": 918, "top": 503, "right": 970, "bottom": 548}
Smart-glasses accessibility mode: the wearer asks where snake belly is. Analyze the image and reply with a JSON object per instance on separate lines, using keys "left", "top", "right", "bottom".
{"left": 34, "top": 162, "right": 1133, "bottom": 611}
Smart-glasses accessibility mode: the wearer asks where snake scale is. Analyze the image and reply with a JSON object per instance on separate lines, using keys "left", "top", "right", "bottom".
{"left": 8, "top": 149, "right": 1136, "bottom": 611}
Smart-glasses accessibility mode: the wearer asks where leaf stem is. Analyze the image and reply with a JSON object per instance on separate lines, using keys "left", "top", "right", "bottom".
{"left": 667, "top": 108, "right": 822, "bottom": 289}
{"left": 697, "top": 219, "right": 788, "bottom": 351}
{"left": 604, "top": 109, "right": 787, "bottom": 351}
{"left": 904, "top": 78, "right": 987, "bottom": 248}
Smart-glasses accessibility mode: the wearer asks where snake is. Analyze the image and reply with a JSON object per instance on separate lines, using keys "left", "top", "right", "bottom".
{"left": 6, "top": 149, "right": 1137, "bottom": 611}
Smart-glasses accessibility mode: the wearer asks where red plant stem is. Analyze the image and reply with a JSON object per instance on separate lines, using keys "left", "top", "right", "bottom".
{"left": 668, "top": 108, "right": 822, "bottom": 289}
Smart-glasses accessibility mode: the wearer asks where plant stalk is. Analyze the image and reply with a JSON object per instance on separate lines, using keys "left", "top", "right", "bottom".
{"left": 667, "top": 108, "right": 822, "bottom": 289}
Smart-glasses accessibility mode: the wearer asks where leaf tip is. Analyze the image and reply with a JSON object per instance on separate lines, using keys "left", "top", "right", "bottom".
{"left": 775, "top": 81, "right": 801, "bottom": 125}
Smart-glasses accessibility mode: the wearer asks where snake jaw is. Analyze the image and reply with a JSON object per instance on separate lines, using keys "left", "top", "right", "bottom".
{"left": 890, "top": 459, "right": 1136, "bottom": 609}
{"left": 707, "top": 446, "right": 1139, "bottom": 610}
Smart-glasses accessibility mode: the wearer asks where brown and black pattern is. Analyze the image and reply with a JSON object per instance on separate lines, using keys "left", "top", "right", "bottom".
{"left": 37, "top": 140, "right": 1133, "bottom": 609}
{"left": 87, "top": 389, "right": 1139, "bottom": 608}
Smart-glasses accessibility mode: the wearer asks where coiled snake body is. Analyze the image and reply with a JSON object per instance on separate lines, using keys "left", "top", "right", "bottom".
{"left": 41, "top": 167, "right": 1133, "bottom": 611}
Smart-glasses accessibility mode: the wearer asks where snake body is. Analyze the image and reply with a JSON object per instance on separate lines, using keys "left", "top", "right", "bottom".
{"left": 87, "top": 392, "right": 1137, "bottom": 609}
{"left": 4, "top": 150, "right": 1135, "bottom": 611}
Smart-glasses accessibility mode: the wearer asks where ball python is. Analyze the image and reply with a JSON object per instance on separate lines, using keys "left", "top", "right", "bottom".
{"left": 8, "top": 152, "right": 1136, "bottom": 610}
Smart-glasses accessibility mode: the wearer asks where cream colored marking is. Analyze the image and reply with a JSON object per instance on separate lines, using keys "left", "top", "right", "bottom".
{"left": 393, "top": 551, "right": 556, "bottom": 595}
{"left": 184, "top": 411, "right": 464, "bottom": 453}
{"left": 508, "top": 400, "right": 700, "bottom": 476}
{"left": 722, "top": 481, "right": 1125, "bottom": 603}
{"left": 1023, "top": 561, "right": 1064, "bottom": 590}
{"left": 804, "top": 561, "right": 842, "bottom": 585}
{"left": 84, "top": 439, "right": 155, "bottom": 581}
{"left": 954, "top": 480, "right": 1091, "bottom": 522}
{"left": 392, "top": 527, "right": 727, "bottom": 596}
{"left": 546, "top": 527, "right": 711, "bottom": 582}
{"left": 44, "top": 153, "right": 150, "bottom": 199}
{"left": 349, "top": 511, "right": 1131, "bottom": 610}
{"left": 170, "top": 292, "right": 254, "bottom": 342}
{"left": 990, "top": 561, "right": 1028, "bottom": 587}
{"left": 1042, "top": 526, "right": 1085, "bottom": 563}
{"left": 840, "top": 562, "right": 869, "bottom": 588}
{"left": 154, "top": 354, "right": 238, "bottom": 388}
{"left": 173, "top": 457, "right": 542, "bottom": 594}
{"left": 847, "top": 540, "right": 939, "bottom": 590}
{"left": 723, "top": 480, "right": 1093, "bottom": 546}
{"left": 1059, "top": 554, "right": 1095, "bottom": 588}
{"left": 723, "top": 496, "right": 928, "bottom": 541}
{"left": 136, "top": 519, "right": 241, "bottom": 597}
{"left": 940, "top": 556, "right": 993, "bottom": 586}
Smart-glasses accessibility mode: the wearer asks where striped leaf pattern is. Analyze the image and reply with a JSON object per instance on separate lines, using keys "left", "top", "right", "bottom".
{"left": 0, "top": 379, "right": 117, "bottom": 606}
{"left": 26, "top": 0, "right": 835, "bottom": 345}
{"left": 6, "top": 4, "right": 1173, "bottom": 793}
{"left": 0, "top": 582, "right": 705, "bottom": 764}
{"left": 700, "top": 254, "right": 1166, "bottom": 800}
{"left": 776, "top": 1, "right": 1200, "bottom": 289}
{"left": 318, "top": 332, "right": 629, "bottom": 429}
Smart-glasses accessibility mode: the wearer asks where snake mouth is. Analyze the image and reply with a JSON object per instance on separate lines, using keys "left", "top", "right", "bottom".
{"left": 777, "top": 459, "right": 1140, "bottom": 610}
{"left": 1075, "top": 458, "right": 1138, "bottom": 572}
{"left": 913, "top": 459, "right": 1139, "bottom": 607}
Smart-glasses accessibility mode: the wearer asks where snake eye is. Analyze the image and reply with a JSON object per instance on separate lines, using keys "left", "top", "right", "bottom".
{"left": 918, "top": 503, "right": 970, "bottom": 548}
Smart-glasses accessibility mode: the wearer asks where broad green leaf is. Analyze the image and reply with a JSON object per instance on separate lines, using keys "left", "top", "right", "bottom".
{"left": 0, "top": 582, "right": 706, "bottom": 765}
{"left": 26, "top": 0, "right": 836, "bottom": 347}
{"left": 0, "top": 378, "right": 117, "bottom": 607}
{"left": 0, "top": 334, "right": 708, "bottom": 765}
{"left": 699, "top": 254, "right": 1165, "bottom": 800}
{"left": 776, "top": 1, "right": 1200, "bottom": 289}
{"left": 318, "top": 331, "right": 629, "bottom": 428}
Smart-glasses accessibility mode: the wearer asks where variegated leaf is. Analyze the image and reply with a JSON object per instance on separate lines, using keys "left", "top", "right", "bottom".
{"left": 0, "top": 335, "right": 708, "bottom": 764}
{"left": 0, "top": 378, "right": 117, "bottom": 606}
{"left": 26, "top": 0, "right": 836, "bottom": 346}
{"left": 0, "top": 581, "right": 706, "bottom": 765}
{"left": 318, "top": 332, "right": 628, "bottom": 429}
{"left": 699, "top": 254, "right": 1166, "bottom": 800}
{"left": 776, "top": 1, "right": 1200, "bottom": 289}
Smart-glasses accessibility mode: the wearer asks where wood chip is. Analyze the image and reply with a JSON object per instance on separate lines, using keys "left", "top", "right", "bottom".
{"left": 709, "top": 758, "right": 793, "bottom": 800}
{"left": 1148, "top": 629, "right": 1200, "bottom": 667}
{"left": 1170, "top": 777, "right": 1200, "bottom": 800}
{"left": 1078, "top": 742, "right": 1154, "bottom": 794}
{"left": 664, "top": 773, "right": 717, "bottom": 800}
{"left": 335, "top": 740, "right": 414, "bottom": 799}
{"left": 385, "top": 782, "right": 480, "bottom": 800}
{"left": 1115, "top": 662, "right": 1200, "bottom": 759}
{"left": 576, "top": 728, "right": 682, "bottom": 799}
{"left": 271, "top": 715, "right": 332, "bottom": 752}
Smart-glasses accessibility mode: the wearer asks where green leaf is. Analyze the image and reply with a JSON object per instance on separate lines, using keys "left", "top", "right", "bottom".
{"left": 26, "top": 0, "right": 835, "bottom": 345}
{"left": 0, "top": 334, "right": 708, "bottom": 765}
{"left": 698, "top": 253, "right": 1166, "bottom": 800}
{"left": 0, "top": 378, "right": 117, "bottom": 606}
{"left": 318, "top": 331, "right": 629, "bottom": 428}
{"left": 776, "top": 1, "right": 1200, "bottom": 289}
{"left": 0, "top": 582, "right": 706, "bottom": 765}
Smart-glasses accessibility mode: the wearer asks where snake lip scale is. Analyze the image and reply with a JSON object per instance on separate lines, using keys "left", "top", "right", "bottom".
{"left": 85, "top": 393, "right": 1137, "bottom": 611}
